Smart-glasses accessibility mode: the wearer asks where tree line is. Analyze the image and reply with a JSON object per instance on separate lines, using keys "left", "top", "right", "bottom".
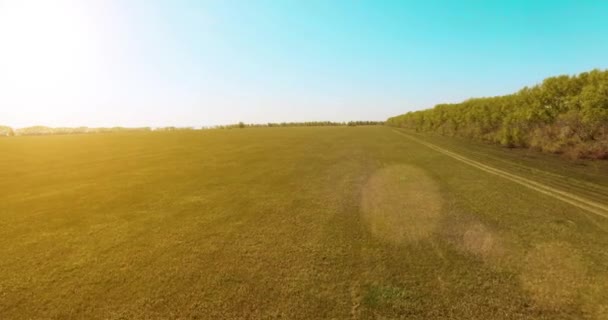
{"left": 0, "top": 121, "right": 385, "bottom": 136}
{"left": 214, "top": 121, "right": 384, "bottom": 129}
{"left": 386, "top": 69, "right": 608, "bottom": 159}
{"left": 0, "top": 126, "right": 155, "bottom": 136}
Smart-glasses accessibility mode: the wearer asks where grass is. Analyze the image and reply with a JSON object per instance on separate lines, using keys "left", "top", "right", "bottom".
{"left": 1, "top": 126, "right": 608, "bottom": 319}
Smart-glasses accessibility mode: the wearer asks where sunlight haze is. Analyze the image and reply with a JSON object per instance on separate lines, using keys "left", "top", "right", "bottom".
{"left": 1, "top": 0, "right": 607, "bottom": 127}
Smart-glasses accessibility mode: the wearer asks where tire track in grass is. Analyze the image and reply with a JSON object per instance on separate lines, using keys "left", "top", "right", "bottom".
{"left": 392, "top": 130, "right": 608, "bottom": 219}
{"left": 464, "top": 149, "right": 608, "bottom": 201}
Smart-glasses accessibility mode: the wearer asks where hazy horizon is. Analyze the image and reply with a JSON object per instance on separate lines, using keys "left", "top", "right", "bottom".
{"left": 2, "top": 0, "right": 608, "bottom": 128}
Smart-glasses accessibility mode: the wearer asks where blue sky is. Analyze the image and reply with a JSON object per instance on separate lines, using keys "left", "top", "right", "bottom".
{"left": 1, "top": 0, "right": 607, "bottom": 127}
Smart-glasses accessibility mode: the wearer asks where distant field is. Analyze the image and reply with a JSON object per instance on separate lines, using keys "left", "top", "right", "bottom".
{"left": 1, "top": 126, "right": 608, "bottom": 319}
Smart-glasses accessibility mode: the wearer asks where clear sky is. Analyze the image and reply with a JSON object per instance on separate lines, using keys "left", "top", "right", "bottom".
{"left": 1, "top": 0, "right": 607, "bottom": 128}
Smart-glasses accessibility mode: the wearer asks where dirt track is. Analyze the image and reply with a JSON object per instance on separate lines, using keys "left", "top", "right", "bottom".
{"left": 392, "top": 130, "right": 608, "bottom": 219}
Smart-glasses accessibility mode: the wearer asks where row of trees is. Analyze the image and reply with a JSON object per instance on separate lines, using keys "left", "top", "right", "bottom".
{"left": 216, "top": 121, "right": 384, "bottom": 129}
{"left": 0, "top": 121, "right": 385, "bottom": 136}
{"left": 0, "top": 126, "right": 157, "bottom": 136}
{"left": 0, "top": 126, "right": 14, "bottom": 136}
{"left": 387, "top": 69, "right": 608, "bottom": 159}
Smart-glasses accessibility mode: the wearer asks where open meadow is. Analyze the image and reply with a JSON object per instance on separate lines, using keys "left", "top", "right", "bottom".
{"left": 2, "top": 126, "right": 608, "bottom": 319}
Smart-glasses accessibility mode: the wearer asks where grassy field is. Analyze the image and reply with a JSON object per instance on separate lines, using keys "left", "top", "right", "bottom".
{"left": 1, "top": 126, "right": 608, "bottom": 319}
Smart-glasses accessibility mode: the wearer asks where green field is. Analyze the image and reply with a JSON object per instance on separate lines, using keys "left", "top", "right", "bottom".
{"left": 2, "top": 126, "right": 608, "bottom": 319}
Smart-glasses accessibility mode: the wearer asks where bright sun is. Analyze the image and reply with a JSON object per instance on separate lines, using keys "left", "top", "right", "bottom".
{"left": 0, "top": 0, "right": 107, "bottom": 108}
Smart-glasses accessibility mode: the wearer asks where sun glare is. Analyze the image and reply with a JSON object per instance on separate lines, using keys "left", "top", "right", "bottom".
{"left": 0, "top": 0, "right": 105, "bottom": 107}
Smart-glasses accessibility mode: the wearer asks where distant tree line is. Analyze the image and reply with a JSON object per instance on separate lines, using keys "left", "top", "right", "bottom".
{"left": 216, "top": 121, "right": 384, "bottom": 129}
{"left": 0, "top": 126, "right": 156, "bottom": 136}
{"left": 386, "top": 69, "right": 608, "bottom": 159}
{"left": 0, "top": 121, "right": 384, "bottom": 137}
{"left": 0, "top": 125, "right": 14, "bottom": 136}
{"left": 153, "top": 126, "right": 196, "bottom": 131}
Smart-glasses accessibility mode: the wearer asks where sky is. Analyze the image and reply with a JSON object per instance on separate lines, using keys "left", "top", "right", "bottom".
{"left": 1, "top": 0, "right": 608, "bottom": 128}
